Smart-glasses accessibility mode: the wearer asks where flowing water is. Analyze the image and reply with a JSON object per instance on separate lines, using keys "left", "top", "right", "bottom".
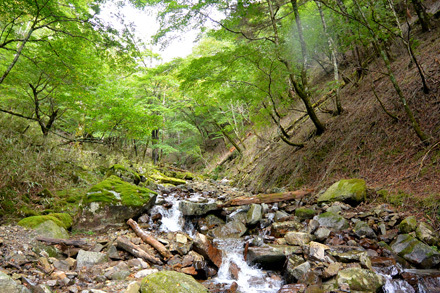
{"left": 151, "top": 192, "right": 282, "bottom": 293}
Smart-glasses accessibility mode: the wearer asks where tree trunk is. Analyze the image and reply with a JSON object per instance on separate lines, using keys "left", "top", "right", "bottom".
{"left": 290, "top": 0, "right": 308, "bottom": 88}
{"left": 220, "top": 189, "right": 312, "bottom": 207}
{"left": 151, "top": 129, "right": 159, "bottom": 164}
{"left": 411, "top": 0, "right": 430, "bottom": 32}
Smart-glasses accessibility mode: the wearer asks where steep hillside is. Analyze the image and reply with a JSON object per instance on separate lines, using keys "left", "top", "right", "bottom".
{"left": 214, "top": 14, "right": 440, "bottom": 220}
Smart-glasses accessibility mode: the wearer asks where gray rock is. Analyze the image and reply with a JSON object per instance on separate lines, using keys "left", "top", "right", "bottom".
{"left": 211, "top": 221, "right": 247, "bottom": 239}
{"left": 337, "top": 268, "right": 384, "bottom": 291}
{"left": 314, "top": 227, "right": 331, "bottom": 241}
{"left": 247, "top": 244, "right": 302, "bottom": 268}
{"left": 295, "top": 208, "right": 316, "bottom": 220}
{"left": 34, "top": 220, "right": 69, "bottom": 239}
{"left": 246, "top": 204, "right": 263, "bottom": 225}
{"left": 285, "top": 232, "right": 313, "bottom": 246}
{"left": 140, "top": 271, "right": 208, "bottom": 293}
{"left": 354, "top": 221, "right": 377, "bottom": 239}
{"left": 308, "top": 241, "right": 329, "bottom": 261}
{"left": 316, "top": 212, "right": 349, "bottom": 231}
{"left": 135, "top": 269, "right": 159, "bottom": 279}
{"left": 307, "top": 219, "right": 320, "bottom": 234}
{"left": 179, "top": 200, "right": 219, "bottom": 216}
{"left": 76, "top": 249, "right": 108, "bottom": 269}
{"left": 274, "top": 210, "right": 290, "bottom": 222}
{"left": 104, "top": 262, "right": 130, "bottom": 280}
{"left": 286, "top": 257, "right": 310, "bottom": 282}
{"left": 416, "top": 222, "right": 439, "bottom": 246}
{"left": 271, "top": 220, "right": 303, "bottom": 237}
{"left": 317, "top": 179, "right": 366, "bottom": 206}
{"left": 399, "top": 216, "right": 417, "bottom": 233}
{"left": 391, "top": 234, "right": 440, "bottom": 268}
{"left": 0, "top": 272, "right": 31, "bottom": 293}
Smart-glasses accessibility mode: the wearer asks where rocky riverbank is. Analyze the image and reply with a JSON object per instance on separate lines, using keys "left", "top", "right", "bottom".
{"left": 1, "top": 173, "right": 439, "bottom": 292}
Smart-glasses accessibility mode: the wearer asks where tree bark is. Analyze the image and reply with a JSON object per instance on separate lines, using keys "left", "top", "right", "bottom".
{"left": 126, "top": 218, "right": 172, "bottom": 260}
{"left": 220, "top": 189, "right": 313, "bottom": 207}
{"left": 411, "top": 0, "right": 430, "bottom": 32}
{"left": 116, "top": 236, "right": 163, "bottom": 265}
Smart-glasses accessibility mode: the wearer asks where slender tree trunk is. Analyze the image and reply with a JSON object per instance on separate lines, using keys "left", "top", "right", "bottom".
{"left": 316, "top": 1, "right": 343, "bottom": 114}
{"left": 411, "top": 0, "right": 430, "bottom": 32}
{"left": 290, "top": 0, "right": 308, "bottom": 88}
{"left": 151, "top": 129, "right": 159, "bottom": 164}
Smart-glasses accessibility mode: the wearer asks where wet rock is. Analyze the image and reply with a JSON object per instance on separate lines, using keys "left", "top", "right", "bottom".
{"left": 34, "top": 220, "right": 69, "bottom": 239}
{"left": 398, "top": 216, "right": 417, "bottom": 233}
{"left": 336, "top": 268, "right": 384, "bottom": 291}
{"left": 75, "top": 176, "right": 157, "bottom": 230}
{"left": 315, "top": 212, "right": 349, "bottom": 231}
{"left": 246, "top": 204, "right": 263, "bottom": 225}
{"left": 285, "top": 232, "right": 313, "bottom": 246}
{"left": 76, "top": 249, "right": 108, "bottom": 270}
{"left": 193, "top": 232, "right": 222, "bottom": 268}
{"left": 317, "top": 179, "right": 366, "bottom": 206}
{"left": 275, "top": 210, "right": 290, "bottom": 222}
{"left": 204, "top": 214, "right": 225, "bottom": 228}
{"left": 211, "top": 221, "right": 247, "bottom": 239}
{"left": 0, "top": 272, "right": 31, "bottom": 293}
{"left": 229, "top": 262, "right": 240, "bottom": 280}
{"left": 179, "top": 200, "right": 219, "bottom": 216}
{"left": 295, "top": 208, "right": 316, "bottom": 220}
{"left": 353, "top": 221, "right": 376, "bottom": 239}
{"left": 314, "top": 228, "right": 331, "bottom": 242}
{"left": 271, "top": 221, "right": 303, "bottom": 237}
{"left": 416, "top": 222, "right": 439, "bottom": 246}
{"left": 247, "top": 244, "right": 302, "bottom": 268}
{"left": 391, "top": 234, "right": 440, "bottom": 268}
{"left": 170, "top": 233, "right": 193, "bottom": 255}
{"left": 140, "top": 270, "right": 208, "bottom": 293}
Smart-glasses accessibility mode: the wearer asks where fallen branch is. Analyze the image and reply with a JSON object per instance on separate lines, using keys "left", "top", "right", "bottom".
{"left": 116, "top": 236, "right": 163, "bottom": 265}
{"left": 36, "top": 237, "right": 90, "bottom": 249}
{"left": 220, "top": 189, "right": 313, "bottom": 207}
{"left": 127, "top": 219, "right": 173, "bottom": 260}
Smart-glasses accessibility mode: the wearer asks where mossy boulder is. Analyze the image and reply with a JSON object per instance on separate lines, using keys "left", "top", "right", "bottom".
{"left": 140, "top": 270, "right": 208, "bottom": 293}
{"left": 34, "top": 220, "right": 69, "bottom": 239}
{"left": 391, "top": 234, "right": 440, "bottom": 268}
{"left": 295, "top": 208, "right": 316, "bottom": 220}
{"left": 150, "top": 174, "right": 186, "bottom": 186}
{"left": 336, "top": 268, "right": 384, "bottom": 291}
{"left": 75, "top": 176, "right": 157, "bottom": 230}
{"left": 317, "top": 179, "right": 366, "bottom": 206}
{"left": 18, "top": 213, "right": 73, "bottom": 229}
{"left": 416, "top": 222, "right": 439, "bottom": 246}
{"left": 399, "top": 216, "right": 418, "bottom": 233}
{"left": 106, "top": 164, "right": 141, "bottom": 185}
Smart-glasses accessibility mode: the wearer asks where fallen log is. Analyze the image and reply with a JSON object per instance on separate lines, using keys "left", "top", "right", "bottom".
{"left": 220, "top": 189, "right": 313, "bottom": 207}
{"left": 36, "top": 237, "right": 90, "bottom": 248}
{"left": 127, "top": 218, "right": 173, "bottom": 260}
{"left": 116, "top": 236, "right": 163, "bottom": 265}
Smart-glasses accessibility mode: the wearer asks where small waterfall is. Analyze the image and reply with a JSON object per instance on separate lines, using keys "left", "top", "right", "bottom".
{"left": 150, "top": 193, "right": 184, "bottom": 232}
{"left": 212, "top": 239, "right": 282, "bottom": 293}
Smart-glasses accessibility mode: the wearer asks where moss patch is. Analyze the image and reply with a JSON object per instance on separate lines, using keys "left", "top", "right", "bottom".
{"left": 295, "top": 208, "right": 316, "bottom": 219}
{"left": 106, "top": 164, "right": 141, "bottom": 185}
{"left": 84, "top": 175, "right": 156, "bottom": 207}
{"left": 318, "top": 179, "right": 366, "bottom": 205}
{"left": 18, "top": 213, "right": 73, "bottom": 229}
{"left": 149, "top": 174, "right": 186, "bottom": 186}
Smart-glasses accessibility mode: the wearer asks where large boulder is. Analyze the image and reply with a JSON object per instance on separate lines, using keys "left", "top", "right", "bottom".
{"left": 211, "top": 221, "right": 247, "bottom": 239}
{"left": 0, "top": 272, "right": 31, "bottom": 293}
{"left": 140, "top": 270, "right": 208, "bottom": 293}
{"left": 247, "top": 244, "right": 302, "bottom": 269}
{"left": 75, "top": 176, "right": 156, "bottom": 230}
{"left": 179, "top": 201, "right": 219, "bottom": 216}
{"left": 34, "top": 220, "right": 69, "bottom": 239}
{"left": 316, "top": 212, "right": 349, "bottom": 231}
{"left": 391, "top": 234, "right": 440, "bottom": 268}
{"left": 246, "top": 204, "right": 263, "bottom": 225}
{"left": 106, "top": 164, "right": 141, "bottom": 185}
{"left": 18, "top": 213, "right": 73, "bottom": 229}
{"left": 317, "top": 179, "right": 366, "bottom": 206}
{"left": 337, "top": 268, "right": 384, "bottom": 291}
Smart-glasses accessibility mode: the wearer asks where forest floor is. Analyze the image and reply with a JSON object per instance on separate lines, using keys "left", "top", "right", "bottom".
{"left": 215, "top": 11, "right": 440, "bottom": 226}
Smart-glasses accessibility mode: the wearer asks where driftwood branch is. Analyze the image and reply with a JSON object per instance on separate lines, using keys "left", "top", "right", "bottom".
{"left": 36, "top": 237, "right": 90, "bottom": 248}
{"left": 220, "top": 189, "right": 313, "bottom": 207}
{"left": 127, "top": 219, "right": 173, "bottom": 260}
{"left": 116, "top": 236, "right": 163, "bottom": 265}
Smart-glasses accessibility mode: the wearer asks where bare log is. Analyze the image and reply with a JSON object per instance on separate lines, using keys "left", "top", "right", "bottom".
{"left": 127, "top": 219, "right": 173, "bottom": 260}
{"left": 116, "top": 236, "right": 163, "bottom": 265}
{"left": 36, "top": 237, "right": 90, "bottom": 248}
{"left": 220, "top": 189, "right": 313, "bottom": 207}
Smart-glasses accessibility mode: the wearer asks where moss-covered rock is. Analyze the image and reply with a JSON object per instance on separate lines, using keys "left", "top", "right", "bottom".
{"left": 34, "top": 220, "right": 69, "bottom": 239}
{"left": 416, "top": 222, "right": 439, "bottom": 246}
{"left": 295, "top": 208, "right": 316, "bottom": 220}
{"left": 106, "top": 164, "right": 141, "bottom": 185}
{"left": 336, "top": 268, "right": 384, "bottom": 291}
{"left": 140, "top": 270, "right": 208, "bottom": 293}
{"left": 391, "top": 234, "right": 440, "bottom": 268}
{"left": 399, "top": 216, "right": 418, "bottom": 233}
{"left": 75, "top": 176, "right": 157, "bottom": 230}
{"left": 18, "top": 213, "right": 73, "bottom": 229}
{"left": 150, "top": 174, "right": 186, "bottom": 186}
{"left": 317, "top": 179, "right": 366, "bottom": 206}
